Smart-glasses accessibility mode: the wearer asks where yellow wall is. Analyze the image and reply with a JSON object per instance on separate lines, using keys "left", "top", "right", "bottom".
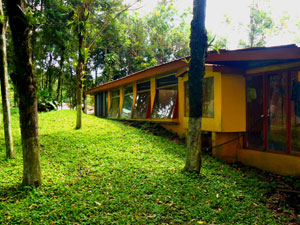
{"left": 107, "top": 91, "right": 111, "bottom": 112}
{"left": 162, "top": 70, "right": 246, "bottom": 135}
{"left": 119, "top": 86, "right": 124, "bottom": 115}
{"left": 221, "top": 74, "right": 246, "bottom": 132}
{"left": 238, "top": 149, "right": 300, "bottom": 177}
{"left": 150, "top": 78, "right": 156, "bottom": 112}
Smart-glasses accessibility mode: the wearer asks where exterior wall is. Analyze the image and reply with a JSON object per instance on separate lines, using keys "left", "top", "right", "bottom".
{"left": 212, "top": 132, "right": 242, "bottom": 163}
{"left": 119, "top": 86, "right": 124, "bottom": 115}
{"left": 221, "top": 74, "right": 246, "bottom": 132}
{"left": 162, "top": 71, "right": 246, "bottom": 135}
{"left": 237, "top": 149, "right": 300, "bottom": 177}
{"left": 211, "top": 132, "right": 300, "bottom": 176}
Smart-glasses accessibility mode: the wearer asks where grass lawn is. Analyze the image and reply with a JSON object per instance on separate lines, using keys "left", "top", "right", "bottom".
{"left": 0, "top": 110, "right": 298, "bottom": 224}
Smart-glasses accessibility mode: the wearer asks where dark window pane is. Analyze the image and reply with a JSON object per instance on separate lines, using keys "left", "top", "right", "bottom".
{"left": 268, "top": 73, "right": 287, "bottom": 152}
{"left": 121, "top": 95, "right": 133, "bottom": 119}
{"left": 156, "top": 75, "right": 178, "bottom": 88}
{"left": 133, "top": 92, "right": 150, "bottom": 118}
{"left": 203, "top": 77, "right": 214, "bottom": 118}
{"left": 124, "top": 86, "right": 133, "bottom": 95}
{"left": 152, "top": 86, "right": 178, "bottom": 119}
{"left": 111, "top": 90, "right": 119, "bottom": 98}
{"left": 95, "top": 92, "right": 107, "bottom": 118}
{"left": 137, "top": 81, "right": 150, "bottom": 92}
{"left": 246, "top": 75, "right": 264, "bottom": 150}
{"left": 291, "top": 71, "right": 300, "bottom": 153}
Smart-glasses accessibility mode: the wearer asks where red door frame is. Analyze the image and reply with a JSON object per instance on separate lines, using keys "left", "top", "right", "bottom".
{"left": 245, "top": 69, "right": 300, "bottom": 156}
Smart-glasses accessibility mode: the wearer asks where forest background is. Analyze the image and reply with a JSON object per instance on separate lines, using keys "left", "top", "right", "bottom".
{"left": 4, "top": 0, "right": 299, "bottom": 110}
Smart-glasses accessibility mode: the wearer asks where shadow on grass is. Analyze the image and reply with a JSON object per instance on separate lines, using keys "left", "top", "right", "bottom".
{"left": 0, "top": 184, "right": 33, "bottom": 202}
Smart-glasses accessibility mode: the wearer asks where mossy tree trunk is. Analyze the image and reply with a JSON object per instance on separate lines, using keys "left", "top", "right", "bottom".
{"left": 183, "top": 0, "right": 208, "bottom": 173}
{"left": 75, "top": 2, "right": 90, "bottom": 129}
{"left": 0, "top": 0, "right": 14, "bottom": 159}
{"left": 5, "top": 0, "right": 42, "bottom": 186}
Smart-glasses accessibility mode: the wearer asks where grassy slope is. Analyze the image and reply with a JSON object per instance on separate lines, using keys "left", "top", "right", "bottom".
{"left": 0, "top": 110, "right": 294, "bottom": 224}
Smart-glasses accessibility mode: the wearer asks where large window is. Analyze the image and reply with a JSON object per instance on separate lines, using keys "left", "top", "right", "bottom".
{"left": 108, "top": 89, "right": 120, "bottom": 118}
{"left": 291, "top": 71, "right": 300, "bottom": 153}
{"left": 121, "top": 86, "right": 133, "bottom": 119}
{"left": 95, "top": 92, "right": 107, "bottom": 118}
{"left": 133, "top": 81, "right": 151, "bottom": 119}
{"left": 152, "top": 75, "right": 178, "bottom": 119}
{"left": 245, "top": 70, "right": 300, "bottom": 155}
{"left": 246, "top": 75, "right": 264, "bottom": 150}
{"left": 184, "top": 77, "right": 215, "bottom": 118}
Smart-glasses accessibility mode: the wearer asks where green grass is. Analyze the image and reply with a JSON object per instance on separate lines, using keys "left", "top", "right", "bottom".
{"left": 0, "top": 110, "right": 295, "bottom": 224}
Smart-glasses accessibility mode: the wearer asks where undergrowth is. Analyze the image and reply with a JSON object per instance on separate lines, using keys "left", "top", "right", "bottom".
{"left": 0, "top": 110, "right": 297, "bottom": 224}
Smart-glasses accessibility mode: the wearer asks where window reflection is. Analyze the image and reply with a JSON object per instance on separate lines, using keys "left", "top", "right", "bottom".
{"left": 108, "top": 89, "right": 120, "bottom": 118}
{"left": 268, "top": 74, "right": 287, "bottom": 152}
{"left": 246, "top": 76, "right": 264, "bottom": 150}
{"left": 152, "top": 75, "right": 178, "bottom": 119}
{"left": 184, "top": 77, "right": 214, "bottom": 118}
{"left": 152, "top": 86, "right": 178, "bottom": 119}
{"left": 121, "top": 86, "right": 133, "bottom": 119}
{"left": 203, "top": 77, "right": 214, "bottom": 118}
{"left": 133, "top": 92, "right": 150, "bottom": 118}
{"left": 133, "top": 81, "right": 151, "bottom": 119}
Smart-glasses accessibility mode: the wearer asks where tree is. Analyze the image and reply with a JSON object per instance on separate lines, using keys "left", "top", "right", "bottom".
{"left": 239, "top": 0, "right": 273, "bottom": 48}
{"left": 5, "top": 0, "right": 42, "bottom": 186}
{"left": 72, "top": 0, "right": 137, "bottom": 129}
{"left": 183, "top": 0, "right": 208, "bottom": 173}
{"left": 0, "top": 0, "right": 14, "bottom": 159}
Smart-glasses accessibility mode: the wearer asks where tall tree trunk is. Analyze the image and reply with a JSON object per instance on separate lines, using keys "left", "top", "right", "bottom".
{"left": 75, "top": 2, "right": 90, "bottom": 129}
{"left": 5, "top": 0, "right": 42, "bottom": 186}
{"left": 76, "top": 57, "right": 84, "bottom": 129}
{"left": 183, "top": 0, "right": 208, "bottom": 173}
{"left": 57, "top": 49, "right": 65, "bottom": 101}
{"left": 0, "top": 1, "right": 14, "bottom": 159}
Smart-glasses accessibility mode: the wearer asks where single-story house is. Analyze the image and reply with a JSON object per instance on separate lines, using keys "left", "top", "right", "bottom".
{"left": 86, "top": 44, "right": 300, "bottom": 177}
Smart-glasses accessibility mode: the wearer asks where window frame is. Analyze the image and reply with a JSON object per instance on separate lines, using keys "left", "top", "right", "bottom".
{"left": 152, "top": 74, "right": 179, "bottom": 119}
{"left": 107, "top": 88, "right": 120, "bottom": 118}
{"left": 120, "top": 86, "right": 134, "bottom": 119}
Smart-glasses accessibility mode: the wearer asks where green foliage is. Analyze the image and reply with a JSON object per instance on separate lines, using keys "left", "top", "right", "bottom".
{"left": 37, "top": 89, "right": 58, "bottom": 111}
{"left": 239, "top": 0, "right": 274, "bottom": 48}
{"left": 0, "top": 110, "right": 297, "bottom": 224}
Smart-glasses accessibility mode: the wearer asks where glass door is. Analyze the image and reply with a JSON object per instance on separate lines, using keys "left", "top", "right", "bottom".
{"left": 246, "top": 75, "right": 264, "bottom": 150}
{"left": 267, "top": 73, "right": 287, "bottom": 152}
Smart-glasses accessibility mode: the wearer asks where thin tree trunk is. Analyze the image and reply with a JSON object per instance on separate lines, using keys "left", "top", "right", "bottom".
{"left": 0, "top": 1, "right": 14, "bottom": 159}
{"left": 183, "top": 0, "right": 208, "bottom": 173}
{"left": 57, "top": 49, "right": 65, "bottom": 101}
{"left": 76, "top": 60, "right": 83, "bottom": 129}
{"left": 5, "top": 0, "right": 42, "bottom": 186}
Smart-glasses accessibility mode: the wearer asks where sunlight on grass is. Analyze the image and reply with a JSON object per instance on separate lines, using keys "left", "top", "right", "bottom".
{"left": 0, "top": 110, "right": 294, "bottom": 224}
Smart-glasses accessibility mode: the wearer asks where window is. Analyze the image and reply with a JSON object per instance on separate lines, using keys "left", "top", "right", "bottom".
{"left": 184, "top": 77, "right": 214, "bottom": 118}
{"left": 291, "top": 71, "right": 300, "bottom": 153}
{"left": 245, "top": 70, "right": 300, "bottom": 154}
{"left": 152, "top": 75, "right": 178, "bottom": 119}
{"left": 108, "top": 89, "right": 120, "bottom": 118}
{"left": 121, "top": 86, "right": 133, "bottom": 119}
{"left": 246, "top": 75, "right": 264, "bottom": 150}
{"left": 133, "top": 81, "right": 151, "bottom": 119}
{"left": 95, "top": 92, "right": 107, "bottom": 118}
